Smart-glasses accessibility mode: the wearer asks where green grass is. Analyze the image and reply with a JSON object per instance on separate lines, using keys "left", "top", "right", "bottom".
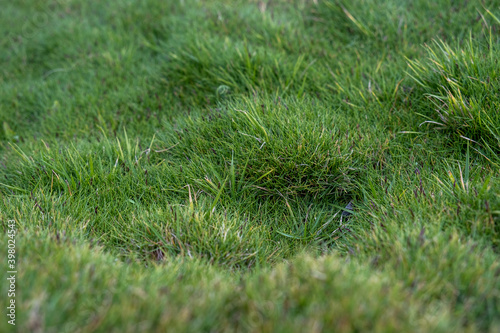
{"left": 1, "top": 0, "right": 500, "bottom": 331}
{"left": 408, "top": 36, "right": 500, "bottom": 161}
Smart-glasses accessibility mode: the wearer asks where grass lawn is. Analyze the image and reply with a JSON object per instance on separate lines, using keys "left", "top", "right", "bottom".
{"left": 1, "top": 0, "right": 500, "bottom": 331}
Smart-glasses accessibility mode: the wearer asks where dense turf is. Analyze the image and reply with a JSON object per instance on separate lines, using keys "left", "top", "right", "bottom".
{"left": 1, "top": 0, "right": 500, "bottom": 332}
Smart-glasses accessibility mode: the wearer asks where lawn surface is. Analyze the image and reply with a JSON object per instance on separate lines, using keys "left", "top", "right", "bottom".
{"left": 1, "top": 0, "right": 500, "bottom": 332}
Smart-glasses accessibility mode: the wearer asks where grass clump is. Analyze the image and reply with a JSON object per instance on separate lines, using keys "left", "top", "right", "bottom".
{"left": 311, "top": 0, "right": 494, "bottom": 47}
{"left": 407, "top": 36, "right": 500, "bottom": 162}
{"left": 1, "top": 94, "right": 362, "bottom": 266}
{"left": 3, "top": 231, "right": 489, "bottom": 333}
{"left": 162, "top": 96, "right": 361, "bottom": 201}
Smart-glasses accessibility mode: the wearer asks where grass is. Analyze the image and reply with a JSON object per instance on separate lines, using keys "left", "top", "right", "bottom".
{"left": 1, "top": 0, "right": 500, "bottom": 331}
{"left": 408, "top": 36, "right": 500, "bottom": 161}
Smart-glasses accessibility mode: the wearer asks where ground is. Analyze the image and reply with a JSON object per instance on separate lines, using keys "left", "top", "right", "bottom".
{"left": 1, "top": 0, "right": 500, "bottom": 332}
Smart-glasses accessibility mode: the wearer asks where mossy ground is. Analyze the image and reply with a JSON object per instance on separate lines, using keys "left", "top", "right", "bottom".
{"left": 1, "top": 0, "right": 500, "bottom": 332}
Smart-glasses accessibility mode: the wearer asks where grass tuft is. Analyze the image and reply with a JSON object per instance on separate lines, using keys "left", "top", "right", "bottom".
{"left": 1, "top": 0, "right": 500, "bottom": 331}
{"left": 407, "top": 35, "right": 500, "bottom": 162}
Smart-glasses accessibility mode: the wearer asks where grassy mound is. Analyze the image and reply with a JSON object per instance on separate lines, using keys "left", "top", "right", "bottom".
{"left": 160, "top": 96, "right": 361, "bottom": 200}
{"left": 1, "top": 0, "right": 500, "bottom": 332}
{"left": 2, "top": 94, "right": 364, "bottom": 267}
{"left": 408, "top": 36, "right": 500, "bottom": 163}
